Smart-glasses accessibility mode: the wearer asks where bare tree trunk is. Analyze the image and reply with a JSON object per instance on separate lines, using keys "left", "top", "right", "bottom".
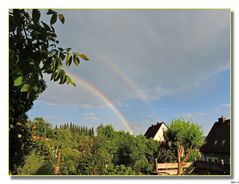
{"left": 177, "top": 147, "right": 183, "bottom": 175}
{"left": 178, "top": 162, "right": 183, "bottom": 175}
{"left": 178, "top": 145, "right": 193, "bottom": 175}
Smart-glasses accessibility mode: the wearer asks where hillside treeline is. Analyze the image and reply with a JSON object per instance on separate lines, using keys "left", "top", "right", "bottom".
{"left": 17, "top": 117, "right": 159, "bottom": 175}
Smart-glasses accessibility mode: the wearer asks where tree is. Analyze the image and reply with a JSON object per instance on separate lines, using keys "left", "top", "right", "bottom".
{"left": 115, "top": 142, "right": 134, "bottom": 166}
{"left": 97, "top": 124, "right": 115, "bottom": 139}
{"left": 167, "top": 119, "right": 204, "bottom": 175}
{"left": 157, "top": 140, "right": 177, "bottom": 163}
{"left": 30, "top": 117, "right": 53, "bottom": 137}
{"left": 60, "top": 147, "right": 81, "bottom": 175}
{"left": 17, "top": 121, "right": 163, "bottom": 175}
{"left": 77, "top": 137, "right": 112, "bottom": 175}
{"left": 9, "top": 9, "right": 89, "bottom": 174}
{"left": 17, "top": 150, "right": 47, "bottom": 175}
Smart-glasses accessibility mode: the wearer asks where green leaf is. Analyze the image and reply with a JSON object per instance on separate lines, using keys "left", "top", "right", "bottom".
{"left": 53, "top": 58, "right": 58, "bottom": 71}
{"left": 66, "top": 75, "right": 76, "bottom": 86}
{"left": 59, "top": 52, "right": 65, "bottom": 61}
{"left": 56, "top": 57, "right": 62, "bottom": 70}
{"left": 54, "top": 70, "right": 61, "bottom": 81}
{"left": 32, "top": 9, "right": 41, "bottom": 23}
{"left": 57, "top": 14, "right": 65, "bottom": 24}
{"left": 66, "top": 53, "right": 72, "bottom": 67}
{"left": 73, "top": 54, "right": 80, "bottom": 66}
{"left": 31, "top": 30, "right": 42, "bottom": 37}
{"left": 41, "top": 21, "right": 51, "bottom": 31}
{"left": 50, "top": 13, "right": 57, "bottom": 25}
{"left": 20, "top": 84, "right": 30, "bottom": 92}
{"left": 66, "top": 48, "right": 71, "bottom": 52}
{"left": 66, "top": 75, "right": 71, "bottom": 84}
{"left": 59, "top": 72, "right": 66, "bottom": 84}
{"left": 24, "top": 11, "right": 31, "bottom": 21}
{"left": 58, "top": 47, "right": 64, "bottom": 51}
{"left": 79, "top": 53, "right": 89, "bottom": 61}
{"left": 47, "top": 9, "right": 57, "bottom": 15}
{"left": 14, "top": 76, "right": 24, "bottom": 86}
{"left": 71, "top": 80, "right": 76, "bottom": 87}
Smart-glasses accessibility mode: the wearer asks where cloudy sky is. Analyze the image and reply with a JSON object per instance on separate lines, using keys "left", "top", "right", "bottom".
{"left": 28, "top": 9, "right": 230, "bottom": 135}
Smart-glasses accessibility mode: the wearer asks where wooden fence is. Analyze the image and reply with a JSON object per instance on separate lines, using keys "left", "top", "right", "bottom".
{"left": 154, "top": 159, "right": 193, "bottom": 175}
{"left": 154, "top": 160, "right": 230, "bottom": 175}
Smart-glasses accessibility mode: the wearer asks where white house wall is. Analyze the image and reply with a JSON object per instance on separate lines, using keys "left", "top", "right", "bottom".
{"left": 153, "top": 124, "right": 168, "bottom": 142}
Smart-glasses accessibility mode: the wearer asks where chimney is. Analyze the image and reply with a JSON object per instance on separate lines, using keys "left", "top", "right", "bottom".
{"left": 218, "top": 116, "right": 226, "bottom": 123}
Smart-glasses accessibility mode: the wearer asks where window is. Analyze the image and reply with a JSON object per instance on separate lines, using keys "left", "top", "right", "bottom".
{"left": 206, "top": 156, "right": 218, "bottom": 163}
{"left": 207, "top": 158, "right": 212, "bottom": 162}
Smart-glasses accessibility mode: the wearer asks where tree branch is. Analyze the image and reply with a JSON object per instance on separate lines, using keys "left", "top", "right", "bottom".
{"left": 182, "top": 144, "right": 193, "bottom": 163}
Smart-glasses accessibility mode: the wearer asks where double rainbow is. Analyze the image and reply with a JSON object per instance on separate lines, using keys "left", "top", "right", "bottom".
{"left": 69, "top": 72, "right": 135, "bottom": 135}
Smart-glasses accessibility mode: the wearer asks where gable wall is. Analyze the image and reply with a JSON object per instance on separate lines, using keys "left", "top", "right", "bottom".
{"left": 153, "top": 124, "right": 168, "bottom": 142}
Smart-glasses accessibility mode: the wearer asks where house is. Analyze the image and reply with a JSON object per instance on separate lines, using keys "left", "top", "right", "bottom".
{"left": 200, "top": 116, "right": 230, "bottom": 164}
{"left": 144, "top": 122, "right": 168, "bottom": 142}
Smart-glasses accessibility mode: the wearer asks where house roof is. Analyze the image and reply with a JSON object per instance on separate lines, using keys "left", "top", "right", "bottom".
{"left": 144, "top": 122, "right": 166, "bottom": 139}
{"left": 200, "top": 117, "right": 230, "bottom": 154}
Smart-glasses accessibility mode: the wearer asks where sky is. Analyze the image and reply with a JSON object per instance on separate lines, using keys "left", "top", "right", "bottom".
{"left": 28, "top": 9, "right": 230, "bottom": 135}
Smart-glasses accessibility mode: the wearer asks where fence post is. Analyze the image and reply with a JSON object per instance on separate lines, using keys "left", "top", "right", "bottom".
{"left": 155, "top": 158, "right": 158, "bottom": 173}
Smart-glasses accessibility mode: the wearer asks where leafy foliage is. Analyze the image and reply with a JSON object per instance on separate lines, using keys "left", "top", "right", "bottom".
{"left": 9, "top": 9, "right": 89, "bottom": 174}
{"left": 17, "top": 119, "right": 159, "bottom": 175}
{"left": 163, "top": 119, "right": 204, "bottom": 175}
{"left": 17, "top": 150, "right": 47, "bottom": 175}
{"left": 9, "top": 120, "right": 33, "bottom": 173}
{"left": 15, "top": 118, "right": 206, "bottom": 175}
{"left": 104, "top": 164, "right": 136, "bottom": 175}
{"left": 169, "top": 119, "right": 204, "bottom": 149}
{"left": 157, "top": 140, "right": 177, "bottom": 163}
